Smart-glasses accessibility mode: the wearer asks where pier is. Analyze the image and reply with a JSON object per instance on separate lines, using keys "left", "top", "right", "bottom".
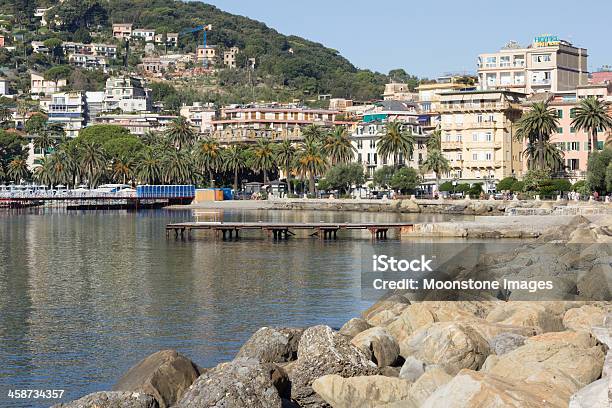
{"left": 165, "top": 221, "right": 415, "bottom": 240}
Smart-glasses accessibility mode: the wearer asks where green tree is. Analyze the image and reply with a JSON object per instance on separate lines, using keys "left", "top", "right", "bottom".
{"left": 571, "top": 96, "right": 612, "bottom": 154}
{"left": 426, "top": 129, "right": 441, "bottom": 152}
{"left": 497, "top": 177, "right": 517, "bottom": 191}
{"left": 377, "top": 121, "right": 414, "bottom": 167}
{"left": 323, "top": 126, "right": 355, "bottom": 165}
{"left": 249, "top": 138, "right": 276, "bottom": 183}
{"left": 161, "top": 149, "right": 192, "bottom": 184}
{"left": 421, "top": 150, "right": 450, "bottom": 194}
{"left": 137, "top": 149, "right": 162, "bottom": 185}
{"left": 389, "top": 167, "right": 420, "bottom": 194}
{"left": 0, "top": 131, "right": 26, "bottom": 169}
{"left": 324, "top": 163, "right": 365, "bottom": 195}
{"left": 522, "top": 140, "right": 564, "bottom": 172}
{"left": 274, "top": 140, "right": 296, "bottom": 194}
{"left": 516, "top": 102, "right": 559, "bottom": 170}
{"left": 297, "top": 138, "right": 327, "bottom": 195}
{"left": 372, "top": 165, "right": 395, "bottom": 189}
{"left": 34, "top": 123, "right": 64, "bottom": 158}
{"left": 196, "top": 138, "right": 222, "bottom": 187}
{"left": 522, "top": 169, "right": 552, "bottom": 193}
{"left": 79, "top": 141, "right": 106, "bottom": 187}
{"left": 43, "top": 38, "right": 64, "bottom": 64}
{"left": 222, "top": 144, "right": 246, "bottom": 192}
{"left": 7, "top": 157, "right": 29, "bottom": 183}
{"left": 302, "top": 124, "right": 324, "bottom": 143}
{"left": 165, "top": 116, "right": 196, "bottom": 150}
{"left": 44, "top": 65, "right": 73, "bottom": 82}
{"left": 111, "top": 155, "right": 135, "bottom": 185}
{"left": 586, "top": 148, "right": 612, "bottom": 194}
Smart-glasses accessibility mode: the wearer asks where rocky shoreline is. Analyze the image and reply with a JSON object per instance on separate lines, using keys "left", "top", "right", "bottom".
{"left": 53, "top": 215, "right": 611, "bottom": 408}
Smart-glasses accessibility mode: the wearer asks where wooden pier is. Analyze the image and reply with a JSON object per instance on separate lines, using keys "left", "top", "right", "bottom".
{"left": 165, "top": 221, "right": 415, "bottom": 241}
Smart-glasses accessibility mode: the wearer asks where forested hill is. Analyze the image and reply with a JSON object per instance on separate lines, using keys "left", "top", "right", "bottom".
{"left": 3, "top": 0, "right": 420, "bottom": 100}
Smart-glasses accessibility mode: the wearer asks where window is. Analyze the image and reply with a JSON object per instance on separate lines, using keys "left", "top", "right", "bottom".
{"left": 485, "top": 132, "right": 492, "bottom": 142}
{"left": 570, "top": 108, "right": 576, "bottom": 118}
{"left": 556, "top": 109, "right": 563, "bottom": 119}
{"left": 597, "top": 141, "right": 604, "bottom": 150}
{"left": 500, "top": 56, "right": 511, "bottom": 67}
{"left": 457, "top": 134, "right": 462, "bottom": 142}
{"left": 357, "top": 153, "right": 362, "bottom": 163}
{"left": 531, "top": 71, "right": 551, "bottom": 85}
{"left": 567, "top": 158, "right": 579, "bottom": 170}
{"left": 570, "top": 127, "right": 575, "bottom": 133}
{"left": 485, "top": 56, "right": 497, "bottom": 68}
{"left": 513, "top": 56, "right": 525, "bottom": 67}
{"left": 367, "top": 153, "right": 371, "bottom": 163}
{"left": 514, "top": 72, "right": 525, "bottom": 85}
{"left": 488, "top": 114, "right": 494, "bottom": 122}
{"left": 445, "top": 133, "right": 451, "bottom": 142}
{"left": 472, "top": 153, "right": 478, "bottom": 160}
{"left": 556, "top": 127, "right": 563, "bottom": 133}
{"left": 477, "top": 114, "right": 483, "bottom": 123}
{"left": 532, "top": 54, "right": 551, "bottom": 63}
{"left": 486, "top": 73, "right": 496, "bottom": 86}
{"left": 485, "top": 153, "right": 492, "bottom": 160}
{"left": 357, "top": 140, "right": 363, "bottom": 149}
{"left": 373, "top": 153, "right": 377, "bottom": 165}
{"left": 570, "top": 142, "right": 579, "bottom": 151}
{"left": 500, "top": 72, "right": 511, "bottom": 85}
{"left": 472, "top": 133, "right": 478, "bottom": 141}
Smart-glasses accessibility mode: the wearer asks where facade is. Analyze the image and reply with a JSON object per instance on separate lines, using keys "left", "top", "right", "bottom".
{"left": 103, "top": 76, "right": 151, "bottom": 113}
{"left": 478, "top": 36, "right": 588, "bottom": 94}
{"left": 95, "top": 113, "right": 177, "bottom": 135}
{"left": 350, "top": 121, "right": 428, "bottom": 179}
{"left": 196, "top": 45, "right": 217, "bottom": 65}
{"left": 362, "top": 100, "right": 420, "bottom": 124}
{"left": 30, "top": 72, "right": 67, "bottom": 97}
{"left": 179, "top": 102, "right": 216, "bottom": 132}
{"left": 223, "top": 46, "right": 239, "bottom": 68}
{"left": 46, "top": 92, "right": 86, "bottom": 137}
{"left": 85, "top": 91, "right": 105, "bottom": 121}
{"left": 132, "top": 28, "right": 156, "bottom": 42}
{"left": 383, "top": 83, "right": 416, "bottom": 101}
{"left": 0, "top": 78, "right": 9, "bottom": 96}
{"left": 112, "top": 23, "right": 133, "bottom": 40}
{"left": 139, "top": 57, "right": 163, "bottom": 75}
{"left": 212, "top": 104, "right": 339, "bottom": 131}
{"left": 154, "top": 33, "right": 178, "bottom": 47}
{"left": 439, "top": 90, "right": 526, "bottom": 189}
{"left": 69, "top": 53, "right": 108, "bottom": 71}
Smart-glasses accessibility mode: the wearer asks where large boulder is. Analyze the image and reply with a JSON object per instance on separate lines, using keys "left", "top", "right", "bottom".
{"left": 399, "top": 322, "right": 491, "bottom": 375}
{"left": 420, "top": 369, "right": 570, "bottom": 408}
{"left": 576, "top": 264, "right": 612, "bottom": 300}
{"left": 288, "top": 325, "right": 378, "bottom": 407}
{"left": 399, "top": 199, "right": 421, "bottom": 213}
{"left": 362, "top": 294, "right": 411, "bottom": 327}
{"left": 312, "top": 375, "right": 413, "bottom": 408}
{"left": 235, "top": 327, "right": 303, "bottom": 363}
{"left": 381, "top": 367, "right": 453, "bottom": 407}
{"left": 563, "top": 305, "right": 607, "bottom": 333}
{"left": 569, "top": 377, "right": 609, "bottom": 408}
{"left": 52, "top": 392, "right": 159, "bottom": 408}
{"left": 339, "top": 318, "right": 372, "bottom": 339}
{"left": 176, "top": 358, "right": 284, "bottom": 408}
{"left": 398, "top": 356, "right": 425, "bottom": 381}
{"left": 524, "top": 330, "right": 598, "bottom": 348}
{"left": 351, "top": 327, "right": 400, "bottom": 368}
{"left": 112, "top": 350, "right": 200, "bottom": 408}
{"left": 488, "top": 332, "right": 526, "bottom": 355}
{"left": 481, "top": 341, "right": 604, "bottom": 395}
{"left": 485, "top": 302, "right": 564, "bottom": 332}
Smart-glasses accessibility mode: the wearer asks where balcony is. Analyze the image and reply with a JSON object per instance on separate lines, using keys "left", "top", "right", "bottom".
{"left": 467, "top": 141, "right": 502, "bottom": 149}
{"left": 464, "top": 160, "right": 503, "bottom": 168}
{"left": 442, "top": 141, "right": 463, "bottom": 150}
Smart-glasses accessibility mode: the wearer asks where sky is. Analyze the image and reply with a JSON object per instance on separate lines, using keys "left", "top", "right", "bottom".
{"left": 202, "top": 0, "right": 610, "bottom": 79}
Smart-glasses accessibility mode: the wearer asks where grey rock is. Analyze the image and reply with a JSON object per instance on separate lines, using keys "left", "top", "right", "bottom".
{"left": 489, "top": 332, "right": 526, "bottom": 355}
{"left": 339, "top": 318, "right": 372, "bottom": 339}
{"left": 112, "top": 350, "right": 200, "bottom": 408}
{"left": 177, "top": 358, "right": 283, "bottom": 408}
{"left": 288, "top": 325, "right": 378, "bottom": 407}
{"left": 399, "top": 356, "right": 425, "bottom": 381}
{"left": 51, "top": 391, "right": 158, "bottom": 408}
{"left": 569, "top": 378, "right": 609, "bottom": 408}
{"left": 236, "top": 327, "right": 303, "bottom": 363}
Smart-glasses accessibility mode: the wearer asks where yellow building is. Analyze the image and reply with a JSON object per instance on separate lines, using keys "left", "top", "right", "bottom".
{"left": 439, "top": 90, "right": 526, "bottom": 190}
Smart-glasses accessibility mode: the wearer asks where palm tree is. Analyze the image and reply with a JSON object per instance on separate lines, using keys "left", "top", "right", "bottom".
{"left": 323, "top": 126, "right": 355, "bottom": 165}
{"left": 7, "top": 158, "right": 29, "bottom": 183}
{"left": 79, "top": 142, "right": 107, "bottom": 187}
{"left": 112, "top": 156, "right": 135, "bottom": 185}
{"left": 523, "top": 141, "right": 565, "bottom": 172}
{"left": 48, "top": 152, "right": 71, "bottom": 187}
{"left": 427, "top": 129, "right": 442, "bottom": 152}
{"left": 296, "top": 139, "right": 328, "bottom": 196}
{"left": 196, "top": 138, "right": 222, "bottom": 187}
{"left": 275, "top": 139, "right": 297, "bottom": 194}
{"left": 58, "top": 142, "right": 82, "bottom": 187}
{"left": 165, "top": 117, "right": 197, "bottom": 150}
{"left": 516, "top": 102, "right": 559, "bottom": 170}
{"left": 222, "top": 144, "right": 246, "bottom": 193}
{"left": 137, "top": 149, "right": 162, "bottom": 185}
{"left": 0, "top": 162, "right": 5, "bottom": 182}
{"left": 421, "top": 150, "right": 450, "bottom": 194}
{"left": 34, "top": 124, "right": 64, "bottom": 157}
{"left": 302, "top": 124, "right": 324, "bottom": 144}
{"left": 571, "top": 96, "right": 612, "bottom": 154}
{"left": 161, "top": 150, "right": 192, "bottom": 184}
{"left": 33, "top": 157, "right": 53, "bottom": 186}
{"left": 249, "top": 138, "right": 275, "bottom": 183}
{"left": 377, "top": 121, "right": 415, "bottom": 168}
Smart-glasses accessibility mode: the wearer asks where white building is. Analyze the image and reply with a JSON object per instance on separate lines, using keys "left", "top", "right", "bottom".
{"left": 95, "top": 113, "right": 177, "bottom": 135}
{"left": 0, "top": 78, "right": 10, "bottom": 96}
{"left": 103, "top": 76, "right": 151, "bottom": 113}
{"left": 30, "top": 72, "right": 67, "bottom": 98}
{"left": 132, "top": 28, "right": 156, "bottom": 43}
{"left": 179, "top": 102, "right": 216, "bottom": 132}
{"left": 69, "top": 54, "right": 108, "bottom": 71}
{"left": 46, "top": 91, "right": 86, "bottom": 137}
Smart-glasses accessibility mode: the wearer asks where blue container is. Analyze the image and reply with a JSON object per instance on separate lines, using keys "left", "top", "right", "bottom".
{"left": 136, "top": 185, "right": 195, "bottom": 199}
{"left": 221, "top": 188, "right": 233, "bottom": 200}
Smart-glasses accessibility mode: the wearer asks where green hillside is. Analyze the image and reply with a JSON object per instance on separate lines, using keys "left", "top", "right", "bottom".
{"left": 1, "top": 0, "right": 420, "bottom": 102}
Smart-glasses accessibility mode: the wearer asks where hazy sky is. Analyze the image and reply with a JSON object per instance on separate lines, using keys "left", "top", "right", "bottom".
{"left": 203, "top": 0, "right": 610, "bottom": 78}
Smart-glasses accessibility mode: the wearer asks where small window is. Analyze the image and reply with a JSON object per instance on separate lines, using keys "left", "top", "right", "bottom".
{"left": 556, "top": 109, "right": 563, "bottom": 119}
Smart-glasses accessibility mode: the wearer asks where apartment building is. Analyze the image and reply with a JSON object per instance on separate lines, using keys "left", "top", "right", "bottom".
{"left": 95, "top": 113, "right": 177, "bottom": 135}
{"left": 478, "top": 35, "right": 588, "bottom": 94}
{"left": 179, "top": 102, "right": 216, "bottom": 132}
{"left": 69, "top": 54, "right": 108, "bottom": 71}
{"left": 223, "top": 46, "right": 239, "bottom": 68}
{"left": 103, "top": 76, "right": 151, "bottom": 113}
{"left": 46, "top": 91, "right": 87, "bottom": 137}
{"left": 112, "top": 23, "right": 133, "bottom": 40}
{"left": 132, "top": 28, "right": 156, "bottom": 42}
{"left": 30, "top": 72, "right": 67, "bottom": 98}
{"left": 212, "top": 104, "right": 339, "bottom": 131}
{"left": 0, "top": 77, "right": 9, "bottom": 96}
{"left": 196, "top": 45, "right": 217, "bottom": 66}
{"left": 382, "top": 83, "right": 416, "bottom": 101}
{"left": 524, "top": 83, "right": 612, "bottom": 179}
{"left": 350, "top": 121, "right": 428, "bottom": 179}
{"left": 154, "top": 33, "right": 178, "bottom": 47}
{"left": 439, "top": 90, "right": 526, "bottom": 189}
{"left": 363, "top": 100, "right": 420, "bottom": 124}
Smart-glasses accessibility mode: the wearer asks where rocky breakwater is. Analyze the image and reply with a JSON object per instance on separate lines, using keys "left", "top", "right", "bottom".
{"left": 54, "top": 217, "right": 611, "bottom": 407}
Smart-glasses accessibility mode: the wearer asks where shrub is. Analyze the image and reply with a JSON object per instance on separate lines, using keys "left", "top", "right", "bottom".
{"left": 497, "top": 177, "right": 517, "bottom": 191}
{"left": 510, "top": 180, "right": 525, "bottom": 192}
{"left": 438, "top": 181, "right": 453, "bottom": 192}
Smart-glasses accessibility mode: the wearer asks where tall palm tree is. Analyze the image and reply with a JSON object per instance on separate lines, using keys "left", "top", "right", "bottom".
{"left": 7, "top": 158, "right": 29, "bottom": 183}
{"left": 58, "top": 142, "right": 82, "bottom": 187}
{"left": 516, "top": 102, "right": 559, "bottom": 170}
{"left": 79, "top": 142, "right": 107, "bottom": 187}
{"left": 48, "top": 152, "right": 71, "bottom": 187}
{"left": 275, "top": 139, "right": 297, "bottom": 194}
{"left": 249, "top": 138, "right": 275, "bottom": 183}
{"left": 112, "top": 155, "right": 135, "bottom": 185}
{"left": 34, "top": 124, "right": 64, "bottom": 157}
{"left": 137, "top": 149, "right": 162, "bottom": 185}
{"left": 196, "top": 138, "right": 222, "bottom": 187}
{"left": 421, "top": 150, "right": 450, "bottom": 194}
{"left": 377, "top": 121, "right": 415, "bottom": 168}
{"left": 302, "top": 124, "right": 324, "bottom": 144}
{"left": 161, "top": 150, "right": 192, "bottom": 184}
{"left": 222, "top": 144, "right": 246, "bottom": 193}
{"left": 523, "top": 141, "right": 565, "bottom": 172}
{"left": 296, "top": 139, "right": 328, "bottom": 196}
{"left": 165, "top": 117, "right": 197, "bottom": 150}
{"left": 571, "top": 96, "right": 612, "bottom": 154}
{"left": 323, "top": 126, "right": 355, "bottom": 165}
{"left": 427, "top": 129, "right": 442, "bottom": 152}
{"left": 33, "top": 157, "right": 53, "bottom": 186}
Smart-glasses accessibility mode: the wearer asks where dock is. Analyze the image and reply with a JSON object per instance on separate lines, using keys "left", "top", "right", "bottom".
{"left": 165, "top": 221, "right": 415, "bottom": 240}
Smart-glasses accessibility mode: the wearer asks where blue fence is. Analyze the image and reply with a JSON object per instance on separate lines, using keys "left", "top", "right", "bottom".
{"left": 136, "top": 185, "right": 196, "bottom": 198}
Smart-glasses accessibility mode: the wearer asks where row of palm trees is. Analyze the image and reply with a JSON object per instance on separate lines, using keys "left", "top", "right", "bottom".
{"left": 516, "top": 96, "right": 612, "bottom": 171}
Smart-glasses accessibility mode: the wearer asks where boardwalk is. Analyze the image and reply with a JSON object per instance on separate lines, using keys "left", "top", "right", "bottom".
{"left": 166, "top": 221, "right": 415, "bottom": 240}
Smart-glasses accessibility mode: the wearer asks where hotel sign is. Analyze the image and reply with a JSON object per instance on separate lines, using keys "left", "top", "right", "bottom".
{"left": 533, "top": 35, "right": 560, "bottom": 47}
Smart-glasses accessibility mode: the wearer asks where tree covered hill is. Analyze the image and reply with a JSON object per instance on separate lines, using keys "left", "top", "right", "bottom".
{"left": 2, "top": 0, "right": 421, "bottom": 100}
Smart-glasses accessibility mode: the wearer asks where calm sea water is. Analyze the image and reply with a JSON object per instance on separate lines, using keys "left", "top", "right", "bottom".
{"left": 0, "top": 208, "right": 467, "bottom": 407}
